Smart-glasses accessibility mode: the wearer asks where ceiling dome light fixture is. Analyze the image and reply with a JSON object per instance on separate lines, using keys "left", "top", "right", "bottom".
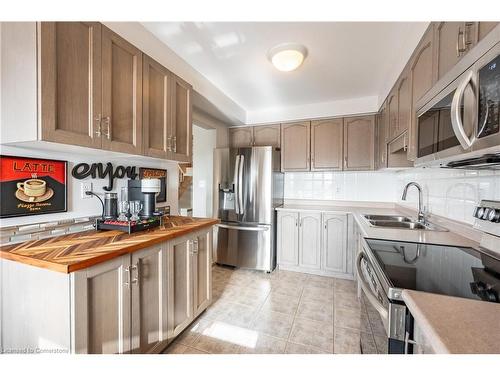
{"left": 268, "top": 43, "right": 308, "bottom": 72}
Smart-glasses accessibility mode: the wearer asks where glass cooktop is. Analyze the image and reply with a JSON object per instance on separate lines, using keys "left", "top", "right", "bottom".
{"left": 365, "top": 239, "right": 500, "bottom": 302}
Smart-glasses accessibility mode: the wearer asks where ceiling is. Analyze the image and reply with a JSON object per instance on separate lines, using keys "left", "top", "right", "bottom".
{"left": 143, "top": 22, "right": 428, "bottom": 123}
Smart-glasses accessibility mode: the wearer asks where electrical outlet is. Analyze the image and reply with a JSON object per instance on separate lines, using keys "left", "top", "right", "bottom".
{"left": 81, "top": 182, "right": 93, "bottom": 199}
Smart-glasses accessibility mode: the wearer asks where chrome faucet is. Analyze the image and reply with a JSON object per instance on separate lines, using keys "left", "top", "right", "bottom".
{"left": 401, "top": 182, "right": 427, "bottom": 224}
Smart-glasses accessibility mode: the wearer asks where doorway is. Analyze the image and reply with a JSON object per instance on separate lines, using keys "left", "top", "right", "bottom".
{"left": 192, "top": 125, "right": 217, "bottom": 217}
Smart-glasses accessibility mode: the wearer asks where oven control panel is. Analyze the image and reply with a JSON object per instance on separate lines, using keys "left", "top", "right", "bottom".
{"left": 473, "top": 200, "right": 500, "bottom": 237}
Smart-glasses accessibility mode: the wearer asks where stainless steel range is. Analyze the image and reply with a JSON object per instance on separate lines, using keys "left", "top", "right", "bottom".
{"left": 357, "top": 200, "right": 500, "bottom": 354}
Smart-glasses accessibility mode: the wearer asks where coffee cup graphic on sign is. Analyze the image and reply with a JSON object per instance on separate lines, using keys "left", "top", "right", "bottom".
{"left": 17, "top": 178, "right": 47, "bottom": 197}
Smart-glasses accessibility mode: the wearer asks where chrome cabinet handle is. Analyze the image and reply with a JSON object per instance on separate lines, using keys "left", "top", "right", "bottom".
{"left": 167, "top": 136, "right": 172, "bottom": 152}
{"left": 94, "top": 115, "right": 102, "bottom": 137}
{"left": 172, "top": 136, "right": 177, "bottom": 153}
{"left": 130, "top": 264, "right": 139, "bottom": 284}
{"left": 124, "top": 265, "right": 132, "bottom": 288}
{"left": 404, "top": 331, "right": 417, "bottom": 354}
{"left": 457, "top": 27, "right": 464, "bottom": 57}
{"left": 103, "top": 116, "right": 111, "bottom": 139}
{"left": 451, "top": 70, "right": 476, "bottom": 149}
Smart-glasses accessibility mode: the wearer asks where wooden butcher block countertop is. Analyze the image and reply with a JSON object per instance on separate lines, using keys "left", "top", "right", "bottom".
{"left": 0, "top": 216, "right": 219, "bottom": 273}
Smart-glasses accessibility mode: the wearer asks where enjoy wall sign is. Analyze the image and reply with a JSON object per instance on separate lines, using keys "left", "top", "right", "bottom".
{"left": 71, "top": 162, "right": 138, "bottom": 191}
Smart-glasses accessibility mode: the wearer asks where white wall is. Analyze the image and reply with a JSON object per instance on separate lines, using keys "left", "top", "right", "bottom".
{"left": 396, "top": 168, "right": 499, "bottom": 225}
{"left": 0, "top": 145, "right": 179, "bottom": 227}
{"left": 284, "top": 171, "right": 398, "bottom": 202}
{"left": 192, "top": 125, "right": 217, "bottom": 218}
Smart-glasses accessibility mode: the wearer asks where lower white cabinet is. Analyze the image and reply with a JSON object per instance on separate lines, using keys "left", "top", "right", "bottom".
{"left": 322, "top": 214, "right": 347, "bottom": 274}
{"left": 299, "top": 213, "right": 322, "bottom": 270}
{"left": 277, "top": 210, "right": 351, "bottom": 278}
{"left": 277, "top": 211, "right": 299, "bottom": 266}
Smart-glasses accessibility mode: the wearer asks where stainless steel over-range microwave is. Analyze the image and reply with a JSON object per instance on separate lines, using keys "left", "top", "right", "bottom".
{"left": 415, "top": 34, "right": 500, "bottom": 168}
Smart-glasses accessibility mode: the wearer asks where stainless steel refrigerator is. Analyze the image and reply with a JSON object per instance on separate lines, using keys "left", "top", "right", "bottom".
{"left": 213, "top": 146, "right": 284, "bottom": 272}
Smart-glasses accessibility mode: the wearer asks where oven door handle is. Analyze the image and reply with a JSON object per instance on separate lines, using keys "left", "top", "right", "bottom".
{"left": 451, "top": 70, "right": 475, "bottom": 150}
{"left": 356, "top": 252, "right": 389, "bottom": 322}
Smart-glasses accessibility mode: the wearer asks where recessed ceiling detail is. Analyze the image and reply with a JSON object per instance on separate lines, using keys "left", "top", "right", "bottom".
{"left": 143, "top": 22, "right": 428, "bottom": 123}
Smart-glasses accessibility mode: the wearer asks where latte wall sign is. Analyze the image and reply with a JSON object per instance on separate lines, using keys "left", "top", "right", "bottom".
{"left": 0, "top": 155, "right": 68, "bottom": 218}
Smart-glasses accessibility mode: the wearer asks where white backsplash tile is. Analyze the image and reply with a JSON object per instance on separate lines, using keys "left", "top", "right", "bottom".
{"left": 396, "top": 168, "right": 500, "bottom": 225}
{"left": 285, "top": 168, "right": 500, "bottom": 225}
{"left": 284, "top": 171, "right": 398, "bottom": 202}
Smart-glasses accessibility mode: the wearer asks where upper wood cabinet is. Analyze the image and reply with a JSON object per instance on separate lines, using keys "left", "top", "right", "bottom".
{"left": 38, "top": 22, "right": 192, "bottom": 161}
{"left": 387, "top": 92, "right": 398, "bottom": 141}
{"left": 281, "top": 121, "right": 311, "bottom": 172}
{"left": 407, "top": 25, "right": 436, "bottom": 161}
{"left": 171, "top": 75, "right": 192, "bottom": 162}
{"left": 343, "top": 115, "right": 375, "bottom": 171}
{"left": 253, "top": 124, "right": 281, "bottom": 147}
{"left": 436, "top": 22, "right": 475, "bottom": 80}
{"left": 40, "top": 22, "right": 103, "bottom": 149}
{"left": 377, "top": 103, "right": 388, "bottom": 169}
{"left": 142, "top": 55, "right": 172, "bottom": 159}
{"left": 311, "top": 118, "right": 343, "bottom": 171}
{"left": 229, "top": 127, "right": 253, "bottom": 147}
{"left": 397, "top": 73, "right": 411, "bottom": 136}
{"left": 478, "top": 22, "right": 498, "bottom": 41}
{"left": 101, "top": 26, "right": 143, "bottom": 155}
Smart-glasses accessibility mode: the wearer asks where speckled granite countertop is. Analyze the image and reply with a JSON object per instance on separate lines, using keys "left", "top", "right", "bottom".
{"left": 402, "top": 290, "right": 500, "bottom": 354}
{"left": 276, "top": 203, "right": 480, "bottom": 248}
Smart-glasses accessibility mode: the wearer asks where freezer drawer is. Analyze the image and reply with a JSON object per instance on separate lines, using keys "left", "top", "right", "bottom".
{"left": 215, "top": 223, "right": 275, "bottom": 272}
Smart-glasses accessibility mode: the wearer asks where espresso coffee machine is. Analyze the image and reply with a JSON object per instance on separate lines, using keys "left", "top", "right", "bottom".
{"left": 127, "top": 179, "right": 162, "bottom": 218}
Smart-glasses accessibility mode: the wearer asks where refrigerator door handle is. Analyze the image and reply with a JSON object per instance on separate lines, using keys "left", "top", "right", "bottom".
{"left": 238, "top": 154, "right": 244, "bottom": 215}
{"left": 216, "top": 223, "right": 269, "bottom": 231}
{"left": 233, "top": 155, "right": 241, "bottom": 214}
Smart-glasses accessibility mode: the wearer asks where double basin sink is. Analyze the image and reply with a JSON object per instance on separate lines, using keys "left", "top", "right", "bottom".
{"left": 362, "top": 214, "right": 448, "bottom": 232}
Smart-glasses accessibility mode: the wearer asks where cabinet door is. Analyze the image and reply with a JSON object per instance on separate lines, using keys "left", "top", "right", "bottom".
{"left": 378, "top": 102, "right": 388, "bottom": 169}
{"left": 143, "top": 55, "right": 172, "bottom": 159}
{"left": 170, "top": 75, "right": 192, "bottom": 162}
{"left": 477, "top": 22, "right": 498, "bottom": 41}
{"left": 298, "top": 213, "right": 321, "bottom": 270}
{"left": 387, "top": 92, "right": 398, "bottom": 141}
{"left": 167, "top": 235, "right": 193, "bottom": 338}
{"left": 101, "top": 26, "right": 143, "bottom": 155}
{"left": 322, "top": 214, "right": 347, "bottom": 274}
{"left": 39, "top": 22, "right": 102, "bottom": 149}
{"left": 408, "top": 25, "right": 436, "bottom": 161}
{"left": 311, "top": 118, "right": 343, "bottom": 170}
{"left": 253, "top": 124, "right": 280, "bottom": 147}
{"left": 192, "top": 229, "right": 212, "bottom": 318}
{"left": 397, "top": 73, "right": 410, "bottom": 136}
{"left": 281, "top": 121, "right": 311, "bottom": 171}
{"left": 343, "top": 116, "right": 375, "bottom": 171}
{"left": 277, "top": 211, "right": 299, "bottom": 267}
{"left": 130, "top": 244, "right": 168, "bottom": 354}
{"left": 436, "top": 22, "right": 474, "bottom": 80}
{"left": 229, "top": 127, "right": 253, "bottom": 147}
{"left": 71, "top": 254, "right": 131, "bottom": 354}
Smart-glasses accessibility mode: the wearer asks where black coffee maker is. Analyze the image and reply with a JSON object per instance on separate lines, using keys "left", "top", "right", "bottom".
{"left": 127, "top": 179, "right": 161, "bottom": 218}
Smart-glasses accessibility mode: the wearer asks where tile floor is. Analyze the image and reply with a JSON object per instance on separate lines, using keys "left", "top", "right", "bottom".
{"left": 163, "top": 265, "right": 387, "bottom": 354}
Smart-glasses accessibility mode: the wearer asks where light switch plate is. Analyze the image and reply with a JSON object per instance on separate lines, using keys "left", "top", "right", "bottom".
{"left": 81, "top": 182, "right": 93, "bottom": 199}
